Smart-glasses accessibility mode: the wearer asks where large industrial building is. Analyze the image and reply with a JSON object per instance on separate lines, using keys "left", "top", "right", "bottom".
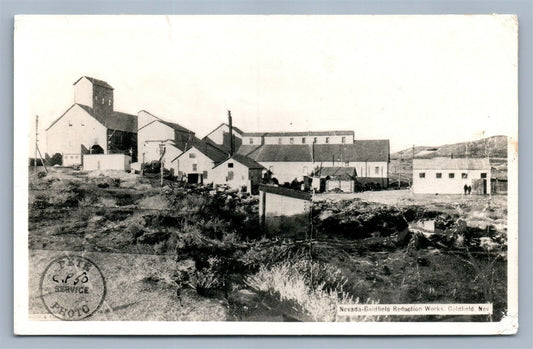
{"left": 45, "top": 77, "right": 391, "bottom": 190}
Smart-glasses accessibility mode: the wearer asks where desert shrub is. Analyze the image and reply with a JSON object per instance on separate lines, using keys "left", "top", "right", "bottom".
{"left": 245, "top": 261, "right": 384, "bottom": 322}
{"left": 46, "top": 153, "right": 63, "bottom": 166}
{"left": 239, "top": 242, "right": 308, "bottom": 270}
{"left": 99, "top": 197, "right": 117, "bottom": 207}
{"left": 47, "top": 181, "right": 80, "bottom": 207}
{"left": 138, "top": 195, "right": 171, "bottom": 211}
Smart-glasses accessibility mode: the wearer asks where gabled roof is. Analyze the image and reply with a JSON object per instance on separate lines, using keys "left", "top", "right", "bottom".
{"left": 46, "top": 104, "right": 137, "bottom": 133}
{"left": 172, "top": 137, "right": 229, "bottom": 164}
{"left": 77, "top": 104, "right": 137, "bottom": 133}
{"left": 413, "top": 157, "right": 491, "bottom": 170}
{"left": 236, "top": 140, "right": 390, "bottom": 163}
{"left": 313, "top": 167, "right": 357, "bottom": 179}
{"left": 159, "top": 120, "right": 195, "bottom": 134}
{"left": 246, "top": 145, "right": 313, "bottom": 162}
{"left": 204, "top": 122, "right": 244, "bottom": 139}
{"left": 138, "top": 110, "right": 194, "bottom": 134}
{"left": 213, "top": 153, "right": 265, "bottom": 170}
{"left": 73, "top": 76, "right": 114, "bottom": 89}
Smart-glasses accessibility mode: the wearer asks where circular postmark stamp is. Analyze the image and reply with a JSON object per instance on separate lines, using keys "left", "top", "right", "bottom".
{"left": 40, "top": 255, "right": 106, "bottom": 320}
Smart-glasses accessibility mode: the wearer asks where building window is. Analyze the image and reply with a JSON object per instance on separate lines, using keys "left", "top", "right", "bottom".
{"left": 192, "top": 164, "right": 197, "bottom": 172}
{"left": 108, "top": 99, "right": 111, "bottom": 106}
{"left": 462, "top": 173, "right": 468, "bottom": 179}
{"left": 436, "top": 173, "right": 442, "bottom": 179}
{"left": 342, "top": 137, "right": 346, "bottom": 144}
{"left": 481, "top": 173, "right": 487, "bottom": 178}
{"left": 302, "top": 138, "right": 306, "bottom": 144}
{"left": 290, "top": 138, "right": 294, "bottom": 144}
{"left": 203, "top": 170, "right": 208, "bottom": 179}
{"left": 227, "top": 171, "right": 234, "bottom": 180}
{"left": 375, "top": 166, "right": 380, "bottom": 175}
{"left": 449, "top": 173, "right": 455, "bottom": 178}
{"left": 313, "top": 137, "right": 318, "bottom": 143}
{"left": 228, "top": 163, "right": 234, "bottom": 168}
{"left": 249, "top": 138, "right": 253, "bottom": 145}
{"left": 189, "top": 153, "right": 196, "bottom": 158}
{"left": 325, "top": 137, "right": 329, "bottom": 144}
{"left": 419, "top": 172, "right": 426, "bottom": 178}
{"left": 278, "top": 138, "right": 282, "bottom": 144}
{"left": 101, "top": 98, "right": 105, "bottom": 105}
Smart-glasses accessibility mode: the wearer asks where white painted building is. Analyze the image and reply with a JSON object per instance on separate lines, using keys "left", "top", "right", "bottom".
{"left": 83, "top": 154, "right": 132, "bottom": 171}
{"left": 412, "top": 157, "right": 491, "bottom": 194}
{"left": 170, "top": 140, "right": 228, "bottom": 183}
{"left": 211, "top": 154, "right": 265, "bottom": 193}
{"left": 137, "top": 110, "right": 195, "bottom": 166}
{"left": 240, "top": 131, "right": 355, "bottom": 146}
{"left": 46, "top": 77, "right": 137, "bottom": 166}
{"left": 235, "top": 140, "right": 390, "bottom": 186}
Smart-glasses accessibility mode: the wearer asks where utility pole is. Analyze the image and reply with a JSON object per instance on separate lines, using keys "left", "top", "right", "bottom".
{"left": 35, "top": 115, "right": 38, "bottom": 172}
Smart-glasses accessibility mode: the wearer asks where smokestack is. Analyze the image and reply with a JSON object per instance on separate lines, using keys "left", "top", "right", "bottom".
{"left": 228, "top": 110, "right": 234, "bottom": 156}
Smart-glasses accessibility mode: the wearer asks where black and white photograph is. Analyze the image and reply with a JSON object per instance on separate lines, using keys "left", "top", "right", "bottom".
{"left": 13, "top": 15, "right": 518, "bottom": 335}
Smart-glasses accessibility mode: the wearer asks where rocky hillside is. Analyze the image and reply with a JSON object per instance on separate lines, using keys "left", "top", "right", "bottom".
{"left": 392, "top": 135, "right": 508, "bottom": 160}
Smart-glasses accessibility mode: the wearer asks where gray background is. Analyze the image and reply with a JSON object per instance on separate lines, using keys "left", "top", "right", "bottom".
{"left": 2, "top": 0, "right": 531, "bottom": 347}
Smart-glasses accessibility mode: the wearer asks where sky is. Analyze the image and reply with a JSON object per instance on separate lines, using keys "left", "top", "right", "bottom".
{"left": 15, "top": 15, "right": 518, "bottom": 153}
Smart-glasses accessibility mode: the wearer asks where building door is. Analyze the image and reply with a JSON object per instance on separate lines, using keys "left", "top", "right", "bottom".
{"left": 319, "top": 178, "right": 326, "bottom": 192}
{"left": 482, "top": 179, "right": 487, "bottom": 195}
{"left": 187, "top": 173, "right": 199, "bottom": 184}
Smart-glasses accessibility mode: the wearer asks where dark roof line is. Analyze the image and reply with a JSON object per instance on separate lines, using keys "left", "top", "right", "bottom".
{"left": 45, "top": 104, "right": 77, "bottom": 131}
{"left": 73, "top": 76, "right": 114, "bottom": 89}
{"left": 259, "top": 185, "right": 312, "bottom": 201}
{"left": 212, "top": 153, "right": 265, "bottom": 170}
{"left": 138, "top": 110, "right": 194, "bottom": 134}
{"left": 204, "top": 122, "right": 245, "bottom": 139}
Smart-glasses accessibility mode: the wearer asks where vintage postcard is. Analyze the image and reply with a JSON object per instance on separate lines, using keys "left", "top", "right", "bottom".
{"left": 13, "top": 15, "right": 518, "bottom": 335}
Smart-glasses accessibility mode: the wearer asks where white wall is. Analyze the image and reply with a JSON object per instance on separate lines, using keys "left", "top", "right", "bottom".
{"left": 412, "top": 169, "right": 491, "bottom": 194}
{"left": 260, "top": 191, "right": 311, "bottom": 217}
{"left": 206, "top": 124, "right": 242, "bottom": 145}
{"left": 242, "top": 136, "right": 263, "bottom": 145}
{"left": 257, "top": 160, "right": 388, "bottom": 183}
{"left": 83, "top": 154, "right": 132, "bottom": 171}
{"left": 211, "top": 159, "right": 251, "bottom": 189}
{"left": 263, "top": 135, "right": 353, "bottom": 145}
{"left": 171, "top": 146, "right": 216, "bottom": 181}
{"left": 138, "top": 117, "right": 176, "bottom": 163}
{"left": 260, "top": 161, "right": 314, "bottom": 183}
{"left": 73, "top": 77, "right": 93, "bottom": 107}
{"left": 46, "top": 104, "right": 107, "bottom": 164}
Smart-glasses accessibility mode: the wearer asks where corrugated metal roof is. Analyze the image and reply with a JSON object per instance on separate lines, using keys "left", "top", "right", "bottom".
{"left": 413, "top": 157, "right": 490, "bottom": 170}
{"left": 73, "top": 76, "right": 114, "bottom": 89}
{"left": 236, "top": 140, "right": 389, "bottom": 163}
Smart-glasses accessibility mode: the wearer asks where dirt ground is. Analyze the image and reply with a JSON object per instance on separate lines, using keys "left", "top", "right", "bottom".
{"left": 27, "top": 167, "right": 508, "bottom": 322}
{"left": 28, "top": 249, "right": 228, "bottom": 321}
